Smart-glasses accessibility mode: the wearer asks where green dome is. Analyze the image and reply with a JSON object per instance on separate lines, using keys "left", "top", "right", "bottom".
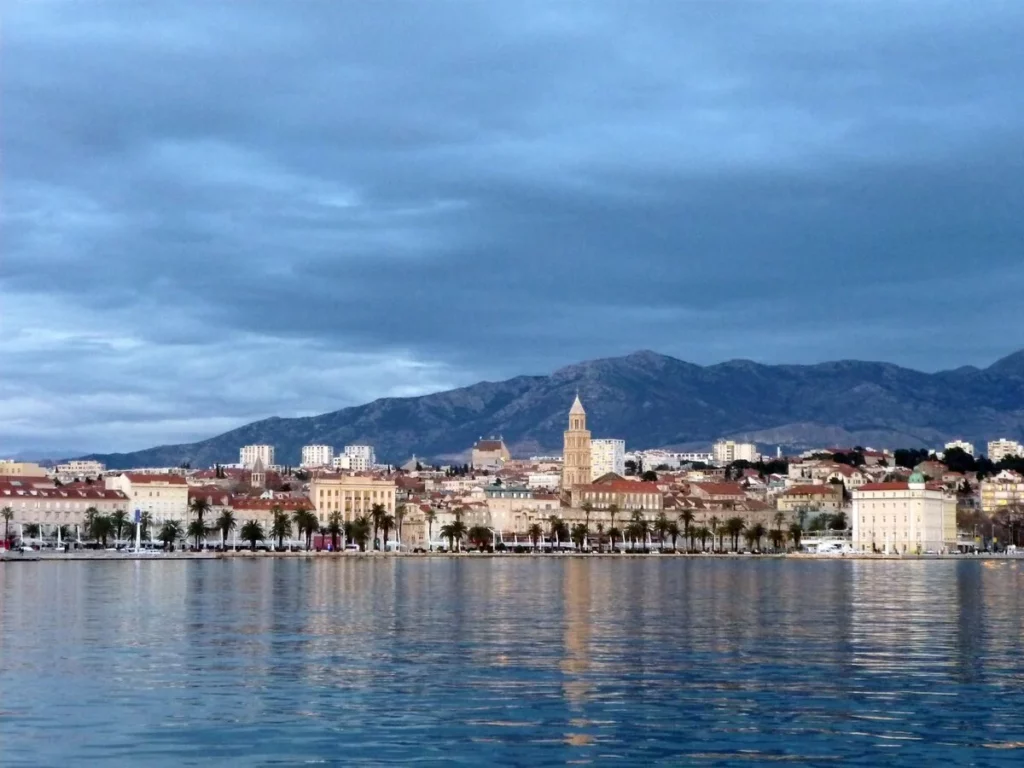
{"left": 908, "top": 471, "right": 927, "bottom": 484}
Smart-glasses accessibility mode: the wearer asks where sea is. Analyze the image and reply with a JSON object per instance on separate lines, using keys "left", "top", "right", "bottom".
{"left": 1, "top": 557, "right": 1023, "bottom": 766}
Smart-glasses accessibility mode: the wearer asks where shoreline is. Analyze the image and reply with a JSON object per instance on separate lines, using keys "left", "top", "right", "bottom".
{"left": 1, "top": 550, "right": 1019, "bottom": 563}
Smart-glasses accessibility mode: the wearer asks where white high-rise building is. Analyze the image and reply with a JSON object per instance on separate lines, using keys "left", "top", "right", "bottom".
{"left": 590, "top": 438, "right": 625, "bottom": 480}
{"left": 988, "top": 439, "right": 1024, "bottom": 463}
{"left": 301, "top": 444, "right": 334, "bottom": 468}
{"left": 712, "top": 440, "right": 758, "bottom": 465}
{"left": 240, "top": 444, "right": 275, "bottom": 469}
{"left": 344, "top": 445, "right": 376, "bottom": 472}
{"left": 944, "top": 440, "right": 975, "bottom": 457}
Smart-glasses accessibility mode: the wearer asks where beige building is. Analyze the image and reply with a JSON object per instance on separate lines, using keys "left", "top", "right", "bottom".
{"left": 301, "top": 444, "right": 334, "bottom": 468}
{"left": 561, "top": 395, "right": 592, "bottom": 490}
{"left": 1, "top": 484, "right": 130, "bottom": 532}
{"left": 0, "top": 460, "right": 48, "bottom": 478}
{"left": 105, "top": 473, "right": 190, "bottom": 524}
{"left": 712, "top": 440, "right": 757, "bottom": 465}
{"left": 54, "top": 459, "right": 106, "bottom": 476}
{"left": 570, "top": 476, "right": 662, "bottom": 512}
{"left": 852, "top": 473, "right": 957, "bottom": 554}
{"left": 590, "top": 438, "right": 625, "bottom": 480}
{"left": 776, "top": 484, "right": 844, "bottom": 514}
{"left": 471, "top": 438, "right": 511, "bottom": 471}
{"left": 240, "top": 444, "right": 275, "bottom": 469}
{"left": 979, "top": 470, "right": 1024, "bottom": 514}
{"left": 988, "top": 439, "right": 1024, "bottom": 463}
{"left": 310, "top": 473, "right": 396, "bottom": 522}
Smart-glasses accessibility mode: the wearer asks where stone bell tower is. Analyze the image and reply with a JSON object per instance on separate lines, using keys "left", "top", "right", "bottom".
{"left": 561, "top": 394, "right": 592, "bottom": 491}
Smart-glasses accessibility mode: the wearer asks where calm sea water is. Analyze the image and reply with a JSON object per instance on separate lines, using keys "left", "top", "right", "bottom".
{"left": 2, "top": 558, "right": 1023, "bottom": 766}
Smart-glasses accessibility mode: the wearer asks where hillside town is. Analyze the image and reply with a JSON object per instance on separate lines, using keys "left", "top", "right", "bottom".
{"left": 3, "top": 397, "right": 1024, "bottom": 556}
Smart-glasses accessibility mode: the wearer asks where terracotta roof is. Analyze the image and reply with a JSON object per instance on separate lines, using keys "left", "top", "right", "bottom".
{"left": 123, "top": 473, "right": 187, "bottom": 485}
{"left": 0, "top": 487, "right": 128, "bottom": 501}
{"left": 574, "top": 480, "right": 661, "bottom": 494}
{"left": 473, "top": 440, "right": 506, "bottom": 452}
{"left": 689, "top": 482, "right": 746, "bottom": 496}
{"left": 858, "top": 481, "right": 942, "bottom": 492}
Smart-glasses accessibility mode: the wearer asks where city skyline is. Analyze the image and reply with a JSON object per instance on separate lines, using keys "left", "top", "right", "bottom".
{"left": 4, "top": 2, "right": 1024, "bottom": 453}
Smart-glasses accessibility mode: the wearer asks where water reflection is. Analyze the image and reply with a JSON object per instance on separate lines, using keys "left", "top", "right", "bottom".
{"left": 1, "top": 558, "right": 1024, "bottom": 765}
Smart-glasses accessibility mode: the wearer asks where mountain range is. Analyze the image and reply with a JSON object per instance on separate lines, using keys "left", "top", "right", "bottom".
{"left": 81, "top": 349, "right": 1024, "bottom": 469}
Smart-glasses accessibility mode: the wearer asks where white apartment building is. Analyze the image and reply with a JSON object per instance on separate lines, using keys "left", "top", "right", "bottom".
{"left": 712, "top": 440, "right": 758, "bottom": 465}
{"left": 240, "top": 444, "right": 275, "bottom": 469}
{"left": 344, "top": 445, "right": 376, "bottom": 472}
{"left": 852, "top": 473, "right": 957, "bottom": 554}
{"left": 944, "top": 440, "right": 974, "bottom": 457}
{"left": 54, "top": 459, "right": 106, "bottom": 476}
{"left": 590, "top": 439, "right": 625, "bottom": 480}
{"left": 987, "top": 439, "right": 1024, "bottom": 463}
{"left": 527, "top": 472, "right": 562, "bottom": 490}
{"left": 105, "top": 473, "right": 190, "bottom": 524}
{"left": 301, "top": 444, "right": 334, "bottom": 468}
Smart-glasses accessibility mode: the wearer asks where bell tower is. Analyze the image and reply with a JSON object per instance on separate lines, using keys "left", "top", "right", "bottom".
{"left": 562, "top": 394, "right": 592, "bottom": 490}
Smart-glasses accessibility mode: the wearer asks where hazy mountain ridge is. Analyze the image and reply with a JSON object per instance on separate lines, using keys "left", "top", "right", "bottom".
{"left": 82, "top": 350, "right": 1024, "bottom": 468}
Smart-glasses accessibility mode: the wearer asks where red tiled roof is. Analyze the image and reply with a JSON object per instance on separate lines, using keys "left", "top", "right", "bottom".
{"left": 0, "top": 487, "right": 128, "bottom": 501}
{"left": 857, "top": 482, "right": 941, "bottom": 492}
{"left": 689, "top": 482, "right": 745, "bottom": 496}
{"left": 124, "top": 473, "right": 187, "bottom": 485}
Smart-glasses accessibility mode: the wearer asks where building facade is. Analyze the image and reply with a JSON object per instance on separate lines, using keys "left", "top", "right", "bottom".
{"left": 852, "top": 473, "right": 957, "bottom": 554}
{"left": 301, "top": 444, "right": 334, "bottom": 468}
{"left": 240, "top": 444, "right": 275, "bottom": 469}
{"left": 0, "top": 460, "right": 48, "bottom": 478}
{"left": 1, "top": 484, "right": 130, "bottom": 532}
{"left": 54, "top": 460, "right": 106, "bottom": 476}
{"left": 590, "top": 439, "right": 625, "bottom": 480}
{"left": 944, "top": 440, "right": 975, "bottom": 457}
{"left": 309, "top": 473, "right": 396, "bottom": 522}
{"left": 570, "top": 477, "right": 663, "bottom": 512}
{"left": 712, "top": 440, "right": 758, "bottom": 465}
{"left": 471, "top": 438, "right": 511, "bottom": 471}
{"left": 343, "top": 445, "right": 376, "bottom": 472}
{"left": 775, "top": 484, "right": 844, "bottom": 514}
{"left": 988, "top": 439, "right": 1024, "bottom": 463}
{"left": 561, "top": 395, "right": 592, "bottom": 491}
{"left": 979, "top": 470, "right": 1024, "bottom": 514}
{"left": 105, "top": 473, "right": 190, "bottom": 524}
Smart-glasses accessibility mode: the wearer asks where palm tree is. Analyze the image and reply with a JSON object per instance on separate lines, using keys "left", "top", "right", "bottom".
{"left": 240, "top": 520, "right": 265, "bottom": 551}
{"left": 440, "top": 520, "right": 467, "bottom": 552}
{"left": 94, "top": 515, "right": 115, "bottom": 547}
{"left": 724, "top": 516, "right": 746, "bottom": 551}
{"left": 696, "top": 526, "right": 711, "bottom": 552}
{"left": 187, "top": 519, "right": 210, "bottom": 549}
{"left": 548, "top": 514, "right": 563, "bottom": 545}
{"left": 292, "top": 507, "right": 318, "bottom": 550}
{"left": 270, "top": 508, "right": 292, "bottom": 550}
{"left": 2, "top": 506, "right": 13, "bottom": 547}
{"left": 327, "top": 511, "right": 343, "bottom": 551}
{"left": 467, "top": 524, "right": 491, "bottom": 551}
{"left": 679, "top": 509, "right": 695, "bottom": 551}
{"left": 369, "top": 503, "right": 388, "bottom": 551}
{"left": 190, "top": 496, "right": 212, "bottom": 529}
{"left": 379, "top": 512, "right": 396, "bottom": 552}
{"left": 608, "top": 526, "right": 622, "bottom": 552}
{"left": 527, "top": 522, "right": 544, "bottom": 550}
{"left": 24, "top": 523, "right": 41, "bottom": 540}
{"left": 608, "top": 503, "right": 620, "bottom": 548}
{"left": 84, "top": 507, "right": 100, "bottom": 540}
{"left": 352, "top": 515, "right": 372, "bottom": 551}
{"left": 395, "top": 504, "right": 407, "bottom": 548}
{"left": 158, "top": 520, "right": 183, "bottom": 550}
{"left": 424, "top": 508, "right": 437, "bottom": 551}
{"left": 595, "top": 522, "right": 605, "bottom": 553}
{"left": 749, "top": 523, "right": 767, "bottom": 551}
{"left": 768, "top": 528, "right": 786, "bottom": 551}
{"left": 570, "top": 523, "right": 588, "bottom": 550}
{"left": 654, "top": 512, "right": 670, "bottom": 549}
{"left": 139, "top": 511, "right": 153, "bottom": 542}
{"left": 580, "top": 502, "right": 593, "bottom": 546}
{"left": 709, "top": 516, "right": 722, "bottom": 552}
{"left": 628, "top": 510, "right": 650, "bottom": 552}
{"left": 217, "top": 509, "right": 237, "bottom": 549}
{"left": 110, "top": 510, "right": 130, "bottom": 543}
{"left": 666, "top": 521, "right": 680, "bottom": 551}
{"left": 788, "top": 522, "right": 803, "bottom": 550}
{"left": 773, "top": 511, "right": 786, "bottom": 537}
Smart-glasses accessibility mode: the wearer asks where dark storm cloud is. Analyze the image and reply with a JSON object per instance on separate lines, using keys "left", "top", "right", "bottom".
{"left": 3, "top": 1, "right": 1024, "bottom": 452}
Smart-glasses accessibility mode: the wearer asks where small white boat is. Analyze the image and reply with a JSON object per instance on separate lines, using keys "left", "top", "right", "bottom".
{"left": 814, "top": 539, "right": 853, "bottom": 556}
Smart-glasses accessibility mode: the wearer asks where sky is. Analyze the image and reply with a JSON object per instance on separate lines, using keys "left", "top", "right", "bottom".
{"left": 3, "top": 1, "right": 1024, "bottom": 455}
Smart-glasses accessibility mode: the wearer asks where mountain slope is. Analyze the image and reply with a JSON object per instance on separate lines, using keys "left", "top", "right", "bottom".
{"left": 83, "top": 349, "right": 1024, "bottom": 468}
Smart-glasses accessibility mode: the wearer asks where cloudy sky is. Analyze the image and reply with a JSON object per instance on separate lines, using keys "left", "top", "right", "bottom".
{"left": 3, "top": 1, "right": 1023, "bottom": 455}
